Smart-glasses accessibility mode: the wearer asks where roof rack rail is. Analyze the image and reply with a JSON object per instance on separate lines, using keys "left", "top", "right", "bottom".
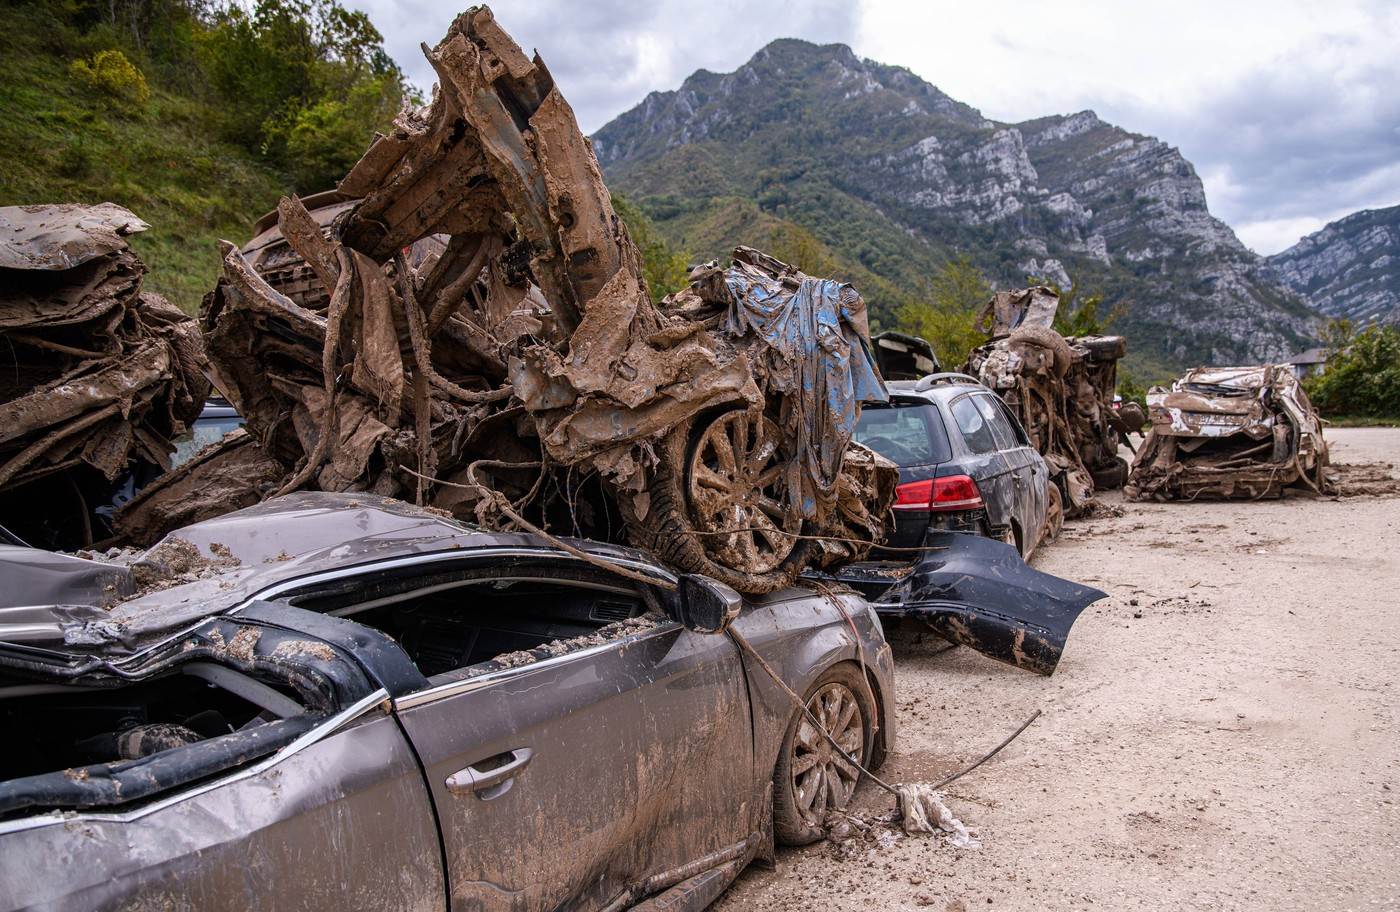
{"left": 914, "top": 372, "right": 981, "bottom": 391}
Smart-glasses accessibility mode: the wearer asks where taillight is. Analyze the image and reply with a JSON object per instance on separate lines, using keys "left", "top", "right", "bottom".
{"left": 892, "top": 474, "right": 983, "bottom": 511}
{"left": 893, "top": 479, "right": 934, "bottom": 510}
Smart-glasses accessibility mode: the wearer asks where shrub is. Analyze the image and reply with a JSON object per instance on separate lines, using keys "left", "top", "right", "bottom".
{"left": 69, "top": 48, "right": 149, "bottom": 112}
{"left": 1304, "top": 322, "right": 1400, "bottom": 420}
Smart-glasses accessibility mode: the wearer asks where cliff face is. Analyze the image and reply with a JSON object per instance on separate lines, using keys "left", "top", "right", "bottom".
{"left": 593, "top": 40, "right": 1319, "bottom": 369}
{"left": 1265, "top": 205, "right": 1400, "bottom": 326}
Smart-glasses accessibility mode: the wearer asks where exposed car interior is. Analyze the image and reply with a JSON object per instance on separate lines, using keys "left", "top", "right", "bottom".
{"left": 284, "top": 563, "right": 661, "bottom": 679}
{"left": 0, "top": 661, "right": 311, "bottom": 816}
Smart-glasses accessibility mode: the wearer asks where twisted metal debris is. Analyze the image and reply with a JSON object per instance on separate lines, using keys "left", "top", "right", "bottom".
{"left": 0, "top": 204, "right": 208, "bottom": 549}
{"left": 125, "top": 7, "right": 895, "bottom": 592}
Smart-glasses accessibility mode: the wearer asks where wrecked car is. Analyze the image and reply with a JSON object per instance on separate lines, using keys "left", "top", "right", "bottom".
{"left": 1125, "top": 365, "right": 1332, "bottom": 500}
{"left": 964, "top": 286, "right": 1137, "bottom": 516}
{"left": 136, "top": 7, "right": 894, "bottom": 595}
{"left": 0, "top": 492, "right": 895, "bottom": 910}
{"left": 853, "top": 372, "right": 1056, "bottom": 558}
{"left": 0, "top": 203, "right": 208, "bottom": 550}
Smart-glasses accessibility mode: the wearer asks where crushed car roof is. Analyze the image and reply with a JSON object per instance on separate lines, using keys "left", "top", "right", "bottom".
{"left": 0, "top": 492, "right": 673, "bottom": 655}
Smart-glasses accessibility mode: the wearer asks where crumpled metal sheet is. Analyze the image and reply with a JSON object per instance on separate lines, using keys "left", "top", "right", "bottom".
{"left": 0, "top": 203, "right": 150, "bottom": 271}
{"left": 1126, "top": 364, "right": 1333, "bottom": 500}
{"left": 166, "top": 8, "right": 892, "bottom": 592}
{"left": 964, "top": 287, "right": 1128, "bottom": 516}
{"left": 0, "top": 204, "right": 209, "bottom": 549}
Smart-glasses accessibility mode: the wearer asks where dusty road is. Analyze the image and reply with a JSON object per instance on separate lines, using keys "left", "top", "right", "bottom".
{"left": 718, "top": 427, "right": 1400, "bottom": 911}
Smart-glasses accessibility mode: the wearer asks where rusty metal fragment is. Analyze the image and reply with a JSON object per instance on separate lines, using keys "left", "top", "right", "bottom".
{"left": 1125, "top": 365, "right": 1333, "bottom": 500}
{"left": 964, "top": 286, "right": 1132, "bottom": 516}
{"left": 163, "top": 7, "right": 893, "bottom": 592}
{"left": 0, "top": 204, "right": 209, "bottom": 549}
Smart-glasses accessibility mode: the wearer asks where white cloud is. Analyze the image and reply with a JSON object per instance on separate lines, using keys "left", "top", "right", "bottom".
{"left": 349, "top": 0, "right": 1400, "bottom": 254}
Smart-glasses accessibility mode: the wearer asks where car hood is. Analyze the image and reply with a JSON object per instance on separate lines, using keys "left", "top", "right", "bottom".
{"left": 0, "top": 492, "right": 672, "bottom": 656}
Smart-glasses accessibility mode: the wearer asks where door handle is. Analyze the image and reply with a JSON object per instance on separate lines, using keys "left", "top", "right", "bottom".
{"left": 446, "top": 747, "right": 534, "bottom": 799}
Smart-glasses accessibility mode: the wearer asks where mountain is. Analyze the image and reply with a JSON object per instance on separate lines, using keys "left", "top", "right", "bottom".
{"left": 1265, "top": 205, "right": 1400, "bottom": 326}
{"left": 592, "top": 40, "right": 1318, "bottom": 374}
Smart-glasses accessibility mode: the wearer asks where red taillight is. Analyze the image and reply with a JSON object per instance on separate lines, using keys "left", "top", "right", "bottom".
{"left": 892, "top": 474, "right": 983, "bottom": 511}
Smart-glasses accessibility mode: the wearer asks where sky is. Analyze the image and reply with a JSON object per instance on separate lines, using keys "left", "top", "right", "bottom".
{"left": 349, "top": 0, "right": 1400, "bottom": 256}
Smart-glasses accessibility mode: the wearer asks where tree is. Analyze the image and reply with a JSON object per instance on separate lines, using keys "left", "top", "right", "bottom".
{"left": 895, "top": 255, "right": 992, "bottom": 370}
{"left": 1304, "top": 322, "right": 1400, "bottom": 419}
{"left": 612, "top": 195, "right": 689, "bottom": 304}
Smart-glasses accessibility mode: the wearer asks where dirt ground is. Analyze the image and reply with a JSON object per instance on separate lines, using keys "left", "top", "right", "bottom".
{"left": 718, "top": 427, "right": 1400, "bottom": 912}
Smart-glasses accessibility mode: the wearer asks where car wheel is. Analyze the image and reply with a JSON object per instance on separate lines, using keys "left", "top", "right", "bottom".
{"left": 772, "top": 663, "right": 874, "bottom": 846}
{"left": 1042, "top": 482, "right": 1064, "bottom": 544}
{"left": 625, "top": 407, "right": 814, "bottom": 594}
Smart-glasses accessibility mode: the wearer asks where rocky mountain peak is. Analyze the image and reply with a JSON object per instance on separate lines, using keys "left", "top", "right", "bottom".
{"left": 594, "top": 39, "right": 1321, "bottom": 367}
{"left": 1266, "top": 205, "right": 1400, "bottom": 325}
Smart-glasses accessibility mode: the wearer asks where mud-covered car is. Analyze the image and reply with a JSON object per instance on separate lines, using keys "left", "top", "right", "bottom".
{"left": 0, "top": 492, "right": 895, "bottom": 911}
{"left": 1126, "top": 365, "right": 1331, "bottom": 500}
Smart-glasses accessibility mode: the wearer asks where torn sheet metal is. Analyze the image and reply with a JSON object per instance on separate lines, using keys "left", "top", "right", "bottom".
{"left": 964, "top": 286, "right": 1130, "bottom": 516}
{"left": 1126, "top": 365, "right": 1333, "bottom": 500}
{"left": 174, "top": 8, "right": 892, "bottom": 593}
{"left": 874, "top": 531, "right": 1105, "bottom": 675}
{"left": 0, "top": 204, "right": 209, "bottom": 550}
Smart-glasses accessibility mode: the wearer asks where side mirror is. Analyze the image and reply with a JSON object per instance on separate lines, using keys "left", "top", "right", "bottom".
{"left": 675, "top": 575, "right": 743, "bottom": 634}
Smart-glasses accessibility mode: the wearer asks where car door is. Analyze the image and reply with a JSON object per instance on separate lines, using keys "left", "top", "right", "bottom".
{"left": 974, "top": 393, "right": 1046, "bottom": 554}
{"left": 947, "top": 392, "right": 1014, "bottom": 536}
{"left": 392, "top": 616, "right": 754, "bottom": 911}
{"left": 0, "top": 683, "right": 443, "bottom": 912}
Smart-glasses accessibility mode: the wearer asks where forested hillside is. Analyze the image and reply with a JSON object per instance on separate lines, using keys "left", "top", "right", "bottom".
{"left": 0, "top": 0, "right": 411, "bottom": 312}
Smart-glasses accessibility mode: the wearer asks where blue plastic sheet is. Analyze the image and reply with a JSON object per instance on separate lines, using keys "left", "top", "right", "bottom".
{"left": 723, "top": 257, "right": 888, "bottom": 518}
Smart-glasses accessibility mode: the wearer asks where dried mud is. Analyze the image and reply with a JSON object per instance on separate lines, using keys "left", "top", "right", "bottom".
{"left": 717, "top": 428, "right": 1400, "bottom": 911}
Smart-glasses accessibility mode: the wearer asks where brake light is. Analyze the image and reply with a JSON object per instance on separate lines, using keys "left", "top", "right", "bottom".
{"left": 892, "top": 474, "right": 983, "bottom": 511}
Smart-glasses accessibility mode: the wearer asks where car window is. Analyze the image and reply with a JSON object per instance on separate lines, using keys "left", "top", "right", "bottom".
{"left": 991, "top": 396, "right": 1031, "bottom": 446}
{"left": 950, "top": 395, "right": 998, "bottom": 455}
{"left": 973, "top": 394, "right": 1020, "bottom": 451}
{"left": 854, "top": 403, "right": 952, "bottom": 466}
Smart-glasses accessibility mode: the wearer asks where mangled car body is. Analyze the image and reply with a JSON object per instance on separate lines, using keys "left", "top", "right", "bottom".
{"left": 0, "top": 204, "right": 208, "bottom": 549}
{"left": 119, "top": 7, "right": 894, "bottom": 595}
{"left": 0, "top": 491, "right": 897, "bottom": 911}
{"left": 964, "top": 286, "right": 1139, "bottom": 516}
{"left": 1126, "top": 365, "right": 1331, "bottom": 500}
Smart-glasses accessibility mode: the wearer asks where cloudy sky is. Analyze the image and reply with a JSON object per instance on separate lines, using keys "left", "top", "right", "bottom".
{"left": 350, "top": 0, "right": 1399, "bottom": 256}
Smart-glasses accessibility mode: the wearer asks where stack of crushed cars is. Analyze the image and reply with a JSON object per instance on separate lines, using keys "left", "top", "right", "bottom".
{"left": 113, "top": 8, "right": 896, "bottom": 593}
{"left": 1125, "top": 365, "right": 1333, "bottom": 500}
{"left": 964, "top": 286, "right": 1142, "bottom": 517}
{"left": 0, "top": 204, "right": 208, "bottom": 549}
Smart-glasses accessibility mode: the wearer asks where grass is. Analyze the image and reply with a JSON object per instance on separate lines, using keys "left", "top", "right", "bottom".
{"left": 0, "top": 21, "right": 290, "bottom": 314}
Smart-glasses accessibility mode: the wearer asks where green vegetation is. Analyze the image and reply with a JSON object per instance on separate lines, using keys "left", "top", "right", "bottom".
{"left": 0, "top": 0, "right": 411, "bottom": 313}
{"left": 612, "top": 194, "right": 689, "bottom": 303}
{"left": 1304, "top": 321, "right": 1400, "bottom": 423}
{"left": 894, "top": 255, "right": 990, "bottom": 370}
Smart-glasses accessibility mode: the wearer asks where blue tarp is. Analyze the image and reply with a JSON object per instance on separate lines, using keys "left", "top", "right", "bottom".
{"left": 723, "top": 258, "right": 888, "bottom": 518}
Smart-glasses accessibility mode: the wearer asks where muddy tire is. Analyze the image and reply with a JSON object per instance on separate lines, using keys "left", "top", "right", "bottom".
{"left": 773, "top": 663, "right": 875, "bottom": 846}
{"left": 1009, "top": 326, "right": 1073, "bottom": 378}
{"left": 1090, "top": 456, "right": 1130, "bottom": 490}
{"left": 625, "top": 407, "right": 813, "bottom": 594}
{"left": 1042, "top": 480, "right": 1064, "bottom": 544}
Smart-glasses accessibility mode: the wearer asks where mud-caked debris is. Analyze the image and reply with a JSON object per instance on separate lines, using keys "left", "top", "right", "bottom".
{"left": 0, "top": 204, "right": 209, "bottom": 550}
{"left": 1126, "top": 365, "right": 1333, "bottom": 500}
{"left": 964, "top": 287, "right": 1137, "bottom": 518}
{"left": 165, "top": 7, "right": 894, "bottom": 593}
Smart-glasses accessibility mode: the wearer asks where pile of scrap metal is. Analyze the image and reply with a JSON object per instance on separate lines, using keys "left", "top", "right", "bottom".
{"left": 964, "top": 286, "right": 1142, "bottom": 517}
{"left": 118, "top": 7, "right": 895, "bottom": 594}
{"left": 0, "top": 204, "right": 209, "bottom": 549}
{"left": 1125, "top": 365, "right": 1333, "bottom": 500}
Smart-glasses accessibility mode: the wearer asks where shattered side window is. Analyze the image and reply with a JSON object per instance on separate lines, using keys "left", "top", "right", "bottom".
{"left": 854, "top": 404, "right": 951, "bottom": 466}
{"left": 972, "top": 394, "right": 1018, "bottom": 451}
{"left": 951, "top": 395, "right": 997, "bottom": 456}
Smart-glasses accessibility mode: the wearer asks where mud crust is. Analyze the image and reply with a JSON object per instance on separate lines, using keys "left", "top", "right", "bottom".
{"left": 625, "top": 408, "right": 814, "bottom": 594}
